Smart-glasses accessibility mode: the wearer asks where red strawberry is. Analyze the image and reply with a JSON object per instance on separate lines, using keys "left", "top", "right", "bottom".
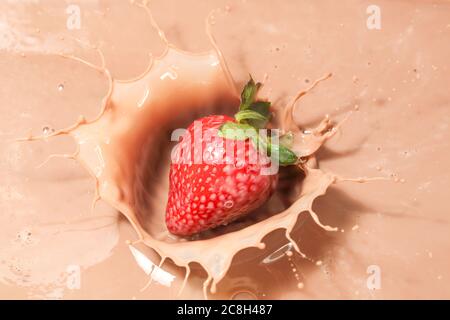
{"left": 165, "top": 78, "right": 298, "bottom": 236}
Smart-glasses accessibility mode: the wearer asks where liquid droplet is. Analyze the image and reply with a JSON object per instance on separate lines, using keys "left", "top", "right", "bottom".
{"left": 57, "top": 84, "right": 64, "bottom": 91}
{"left": 261, "top": 243, "right": 293, "bottom": 264}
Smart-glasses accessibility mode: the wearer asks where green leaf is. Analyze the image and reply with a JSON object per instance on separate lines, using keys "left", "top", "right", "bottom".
{"left": 250, "top": 132, "right": 298, "bottom": 166}
{"left": 218, "top": 122, "right": 256, "bottom": 140}
{"left": 240, "top": 76, "right": 262, "bottom": 110}
{"left": 237, "top": 76, "right": 270, "bottom": 126}
{"left": 268, "top": 143, "right": 298, "bottom": 166}
{"left": 249, "top": 101, "right": 270, "bottom": 115}
{"left": 235, "top": 109, "right": 268, "bottom": 123}
{"left": 279, "top": 132, "right": 294, "bottom": 148}
{"left": 247, "top": 101, "right": 271, "bottom": 128}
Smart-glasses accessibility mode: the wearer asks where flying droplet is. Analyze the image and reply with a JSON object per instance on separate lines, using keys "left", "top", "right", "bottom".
{"left": 261, "top": 243, "right": 293, "bottom": 264}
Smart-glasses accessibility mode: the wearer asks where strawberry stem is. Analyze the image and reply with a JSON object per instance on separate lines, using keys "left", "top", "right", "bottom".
{"left": 219, "top": 76, "right": 299, "bottom": 166}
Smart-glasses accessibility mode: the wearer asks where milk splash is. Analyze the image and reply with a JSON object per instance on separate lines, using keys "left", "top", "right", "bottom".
{"left": 19, "top": 2, "right": 385, "bottom": 298}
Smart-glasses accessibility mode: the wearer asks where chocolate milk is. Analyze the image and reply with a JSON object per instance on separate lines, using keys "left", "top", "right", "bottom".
{"left": 0, "top": 0, "right": 449, "bottom": 299}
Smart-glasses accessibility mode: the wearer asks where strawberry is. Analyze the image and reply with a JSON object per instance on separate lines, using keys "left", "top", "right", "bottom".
{"left": 165, "top": 77, "right": 298, "bottom": 236}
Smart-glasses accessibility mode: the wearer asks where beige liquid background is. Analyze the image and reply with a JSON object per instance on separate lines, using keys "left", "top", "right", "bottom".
{"left": 0, "top": 0, "right": 449, "bottom": 299}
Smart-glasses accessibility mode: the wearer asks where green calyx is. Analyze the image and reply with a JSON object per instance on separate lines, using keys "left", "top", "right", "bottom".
{"left": 218, "top": 76, "right": 298, "bottom": 166}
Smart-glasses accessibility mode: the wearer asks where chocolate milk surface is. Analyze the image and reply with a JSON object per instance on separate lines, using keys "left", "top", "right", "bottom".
{"left": 0, "top": 0, "right": 449, "bottom": 299}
